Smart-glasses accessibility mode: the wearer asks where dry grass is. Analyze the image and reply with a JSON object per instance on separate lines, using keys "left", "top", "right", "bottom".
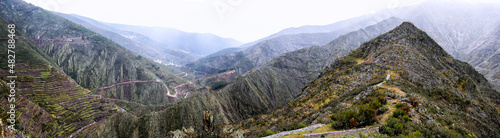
{"left": 381, "top": 84, "right": 406, "bottom": 97}
{"left": 379, "top": 99, "right": 398, "bottom": 125}
{"left": 311, "top": 124, "right": 336, "bottom": 133}
{"left": 355, "top": 58, "right": 365, "bottom": 64}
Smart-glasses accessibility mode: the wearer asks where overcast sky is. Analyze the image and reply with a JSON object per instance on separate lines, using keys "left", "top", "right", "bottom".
{"left": 23, "top": 0, "right": 500, "bottom": 42}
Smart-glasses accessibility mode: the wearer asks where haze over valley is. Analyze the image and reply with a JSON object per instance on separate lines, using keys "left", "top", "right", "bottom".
{"left": 0, "top": 0, "right": 499, "bottom": 137}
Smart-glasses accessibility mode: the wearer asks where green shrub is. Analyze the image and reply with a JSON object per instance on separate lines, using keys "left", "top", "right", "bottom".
{"left": 377, "top": 96, "right": 387, "bottom": 105}
{"left": 394, "top": 122, "right": 404, "bottom": 133}
{"left": 395, "top": 103, "right": 407, "bottom": 108}
{"left": 344, "top": 109, "right": 358, "bottom": 121}
{"left": 402, "top": 115, "right": 410, "bottom": 122}
{"left": 330, "top": 109, "right": 357, "bottom": 129}
{"left": 404, "top": 131, "right": 423, "bottom": 138}
{"left": 369, "top": 100, "right": 382, "bottom": 109}
{"left": 211, "top": 81, "right": 226, "bottom": 90}
{"left": 380, "top": 117, "right": 404, "bottom": 136}
{"left": 378, "top": 107, "right": 388, "bottom": 115}
{"left": 297, "top": 123, "right": 307, "bottom": 129}
{"left": 358, "top": 105, "right": 376, "bottom": 125}
{"left": 263, "top": 130, "right": 275, "bottom": 136}
{"left": 331, "top": 121, "right": 342, "bottom": 129}
{"left": 392, "top": 109, "right": 407, "bottom": 118}
{"left": 331, "top": 98, "right": 386, "bottom": 129}
{"left": 379, "top": 125, "right": 394, "bottom": 135}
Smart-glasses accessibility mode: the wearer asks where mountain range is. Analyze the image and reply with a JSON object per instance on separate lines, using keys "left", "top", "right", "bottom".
{"left": 0, "top": 0, "right": 499, "bottom": 137}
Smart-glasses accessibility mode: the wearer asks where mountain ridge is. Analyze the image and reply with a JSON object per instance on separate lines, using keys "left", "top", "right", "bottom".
{"left": 103, "top": 23, "right": 243, "bottom": 56}
{"left": 239, "top": 22, "right": 500, "bottom": 137}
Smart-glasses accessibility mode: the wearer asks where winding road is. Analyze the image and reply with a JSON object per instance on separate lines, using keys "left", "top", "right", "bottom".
{"left": 97, "top": 79, "right": 179, "bottom": 99}
{"left": 98, "top": 80, "right": 157, "bottom": 91}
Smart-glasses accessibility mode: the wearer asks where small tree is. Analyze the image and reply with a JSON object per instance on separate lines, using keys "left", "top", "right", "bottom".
{"left": 203, "top": 111, "right": 215, "bottom": 136}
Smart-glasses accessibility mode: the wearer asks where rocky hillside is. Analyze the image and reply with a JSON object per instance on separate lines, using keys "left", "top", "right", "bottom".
{"left": 239, "top": 22, "right": 500, "bottom": 137}
{"left": 467, "top": 24, "right": 500, "bottom": 91}
{"left": 0, "top": 17, "right": 117, "bottom": 137}
{"left": 55, "top": 13, "right": 197, "bottom": 65}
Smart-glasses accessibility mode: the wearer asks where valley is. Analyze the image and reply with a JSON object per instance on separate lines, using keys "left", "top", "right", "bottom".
{"left": 0, "top": 0, "right": 499, "bottom": 137}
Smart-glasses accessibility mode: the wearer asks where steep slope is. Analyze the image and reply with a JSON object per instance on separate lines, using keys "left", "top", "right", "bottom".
{"left": 75, "top": 17, "right": 404, "bottom": 137}
{"left": 467, "top": 24, "right": 500, "bottom": 91}
{"left": 0, "top": 17, "right": 116, "bottom": 137}
{"left": 54, "top": 13, "right": 197, "bottom": 65}
{"left": 240, "top": 22, "right": 500, "bottom": 137}
{"left": 0, "top": 0, "right": 183, "bottom": 106}
{"left": 380, "top": 1, "right": 500, "bottom": 91}
{"left": 186, "top": 14, "right": 396, "bottom": 78}
{"left": 397, "top": 1, "right": 500, "bottom": 60}
{"left": 103, "top": 23, "right": 243, "bottom": 56}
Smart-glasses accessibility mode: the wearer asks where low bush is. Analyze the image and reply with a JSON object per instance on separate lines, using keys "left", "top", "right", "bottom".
{"left": 330, "top": 98, "right": 386, "bottom": 129}
{"left": 395, "top": 103, "right": 407, "bottom": 108}
{"left": 211, "top": 81, "right": 226, "bottom": 90}
{"left": 392, "top": 109, "right": 407, "bottom": 118}
{"left": 263, "top": 130, "right": 275, "bottom": 136}
{"left": 409, "top": 97, "right": 419, "bottom": 107}
{"left": 297, "top": 123, "right": 307, "bottom": 129}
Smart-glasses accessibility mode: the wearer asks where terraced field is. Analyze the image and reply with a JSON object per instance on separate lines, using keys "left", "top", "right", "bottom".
{"left": 0, "top": 63, "right": 117, "bottom": 137}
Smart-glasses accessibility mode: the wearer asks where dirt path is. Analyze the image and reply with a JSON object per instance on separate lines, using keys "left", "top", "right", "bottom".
{"left": 380, "top": 99, "right": 398, "bottom": 124}
{"left": 263, "top": 124, "right": 325, "bottom": 138}
{"left": 303, "top": 126, "right": 379, "bottom": 137}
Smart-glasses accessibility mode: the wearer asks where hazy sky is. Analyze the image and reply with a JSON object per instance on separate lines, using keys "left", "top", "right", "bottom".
{"left": 23, "top": 0, "right": 500, "bottom": 42}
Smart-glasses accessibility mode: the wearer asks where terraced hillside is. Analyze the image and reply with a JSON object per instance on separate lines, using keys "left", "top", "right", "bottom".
{"left": 0, "top": 20, "right": 117, "bottom": 137}
{"left": 239, "top": 22, "right": 500, "bottom": 137}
